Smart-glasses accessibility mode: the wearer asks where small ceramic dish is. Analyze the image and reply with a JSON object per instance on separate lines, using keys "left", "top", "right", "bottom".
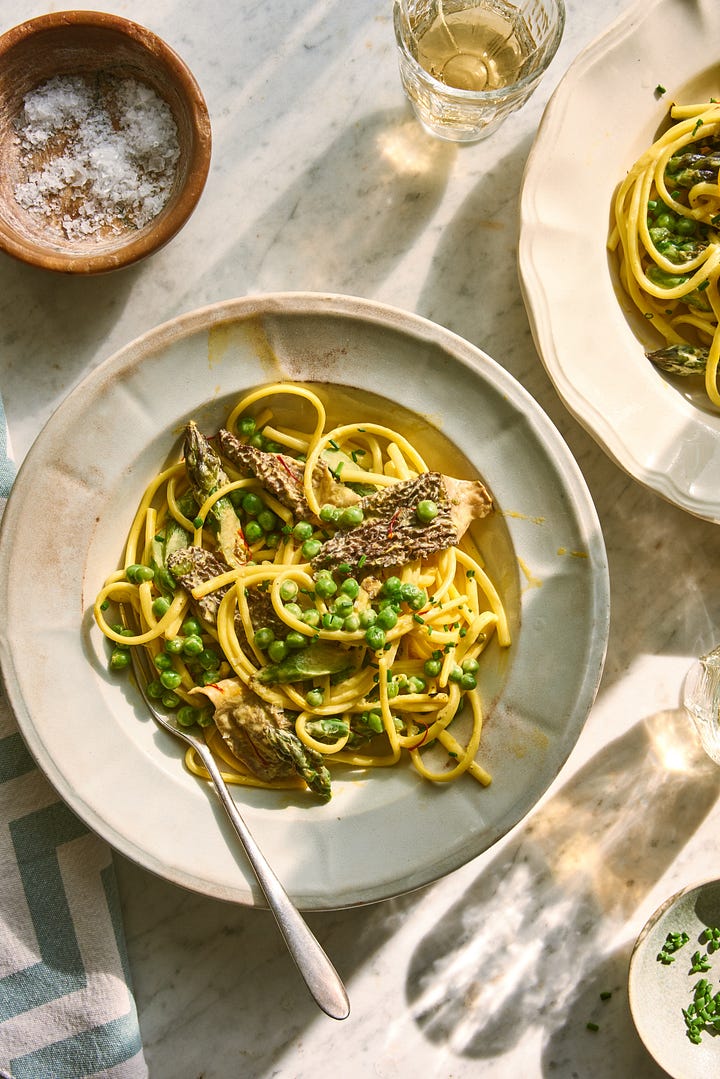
{"left": 0, "top": 10, "right": 211, "bottom": 274}
{"left": 629, "top": 879, "right": 720, "bottom": 1078}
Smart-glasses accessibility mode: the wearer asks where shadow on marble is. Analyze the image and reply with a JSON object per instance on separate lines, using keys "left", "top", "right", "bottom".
{"left": 180, "top": 108, "right": 456, "bottom": 302}
{"left": 541, "top": 947, "right": 669, "bottom": 1078}
{"left": 0, "top": 252, "right": 137, "bottom": 426}
{"left": 417, "top": 137, "right": 534, "bottom": 362}
{"left": 403, "top": 706, "right": 718, "bottom": 1072}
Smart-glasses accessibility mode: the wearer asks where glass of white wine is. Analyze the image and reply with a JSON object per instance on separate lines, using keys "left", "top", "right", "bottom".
{"left": 393, "top": 0, "right": 565, "bottom": 143}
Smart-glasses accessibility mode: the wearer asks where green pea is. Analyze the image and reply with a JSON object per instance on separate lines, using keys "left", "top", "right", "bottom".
{"left": 365, "top": 624, "right": 386, "bottom": 650}
{"left": 408, "top": 676, "right": 426, "bottom": 694}
{"left": 376, "top": 607, "right": 398, "bottom": 631}
{"left": 286, "top": 631, "right": 308, "bottom": 650}
{"left": 152, "top": 596, "right": 171, "bottom": 619}
{"left": 153, "top": 652, "right": 173, "bottom": 671}
{"left": 359, "top": 608, "right": 377, "bottom": 628}
{"left": 164, "top": 636, "right": 185, "bottom": 655}
{"left": 241, "top": 491, "right": 264, "bottom": 516}
{"left": 342, "top": 613, "right": 360, "bottom": 632}
{"left": 675, "top": 216, "right": 697, "bottom": 236}
{"left": 386, "top": 679, "right": 399, "bottom": 699}
{"left": 126, "top": 563, "right": 155, "bottom": 583}
{"left": 161, "top": 691, "right": 181, "bottom": 708}
{"left": 198, "top": 648, "right": 220, "bottom": 670}
{"left": 244, "top": 520, "right": 264, "bottom": 544}
{"left": 341, "top": 577, "right": 359, "bottom": 599}
{"left": 301, "top": 608, "right": 321, "bottom": 628}
{"left": 416, "top": 499, "right": 439, "bottom": 523}
{"left": 402, "top": 584, "right": 427, "bottom": 610}
{"left": 423, "top": 658, "right": 442, "bottom": 678}
{"left": 322, "top": 613, "right": 344, "bottom": 631}
{"left": 460, "top": 672, "right": 478, "bottom": 690}
{"left": 182, "top": 617, "right": 203, "bottom": 637}
{"left": 237, "top": 416, "right": 256, "bottom": 437}
{"left": 254, "top": 627, "right": 275, "bottom": 649}
{"left": 382, "top": 576, "right": 403, "bottom": 597}
{"left": 284, "top": 602, "right": 303, "bottom": 619}
{"left": 448, "top": 665, "right": 464, "bottom": 684}
{"left": 265, "top": 440, "right": 282, "bottom": 454}
{"left": 268, "top": 639, "right": 288, "bottom": 662}
{"left": 160, "top": 669, "right": 182, "bottom": 690}
{"left": 257, "top": 509, "right": 278, "bottom": 532}
{"left": 338, "top": 505, "right": 364, "bottom": 529}
{"left": 248, "top": 432, "right": 265, "bottom": 448}
{"left": 109, "top": 648, "right": 130, "bottom": 671}
{"left": 293, "top": 521, "right": 314, "bottom": 542}
{"left": 365, "top": 709, "right": 384, "bottom": 733}
{"left": 200, "top": 669, "right": 221, "bottom": 686}
{"left": 302, "top": 538, "right": 322, "bottom": 559}
{"left": 462, "top": 657, "right": 479, "bottom": 674}
{"left": 314, "top": 575, "right": 337, "bottom": 599}
{"left": 279, "top": 579, "right": 299, "bottom": 602}
{"left": 319, "top": 504, "right": 340, "bottom": 524}
{"left": 306, "top": 688, "right": 325, "bottom": 708}
{"left": 332, "top": 594, "right": 355, "bottom": 616}
{"left": 147, "top": 679, "right": 165, "bottom": 699}
{"left": 182, "top": 634, "right": 204, "bottom": 656}
{"left": 265, "top": 532, "right": 281, "bottom": 549}
{"left": 177, "top": 705, "right": 200, "bottom": 728}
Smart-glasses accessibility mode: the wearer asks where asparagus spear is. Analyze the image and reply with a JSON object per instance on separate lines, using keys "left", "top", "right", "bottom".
{"left": 183, "top": 421, "right": 247, "bottom": 569}
{"left": 254, "top": 640, "right": 360, "bottom": 685}
{"left": 646, "top": 343, "right": 708, "bottom": 375}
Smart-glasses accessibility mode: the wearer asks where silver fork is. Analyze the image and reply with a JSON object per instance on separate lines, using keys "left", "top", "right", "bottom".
{"left": 129, "top": 645, "right": 350, "bottom": 1020}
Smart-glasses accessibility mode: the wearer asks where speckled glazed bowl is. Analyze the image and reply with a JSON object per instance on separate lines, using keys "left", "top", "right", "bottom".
{"left": 0, "top": 10, "right": 211, "bottom": 273}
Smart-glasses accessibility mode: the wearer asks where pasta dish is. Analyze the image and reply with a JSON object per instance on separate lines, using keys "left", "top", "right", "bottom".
{"left": 609, "top": 99, "right": 720, "bottom": 407}
{"left": 93, "top": 382, "right": 509, "bottom": 801}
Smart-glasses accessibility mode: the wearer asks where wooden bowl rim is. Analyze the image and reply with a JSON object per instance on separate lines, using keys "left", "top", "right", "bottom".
{"left": 0, "top": 10, "right": 212, "bottom": 274}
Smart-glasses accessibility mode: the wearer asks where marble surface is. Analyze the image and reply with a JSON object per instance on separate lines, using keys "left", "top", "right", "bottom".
{"left": 2, "top": 1, "right": 720, "bottom": 1076}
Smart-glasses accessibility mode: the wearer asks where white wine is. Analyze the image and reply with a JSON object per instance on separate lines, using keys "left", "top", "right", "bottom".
{"left": 413, "top": 1, "right": 534, "bottom": 92}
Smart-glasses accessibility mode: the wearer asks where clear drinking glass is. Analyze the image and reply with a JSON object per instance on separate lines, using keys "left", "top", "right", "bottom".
{"left": 393, "top": 0, "right": 565, "bottom": 143}
{"left": 683, "top": 645, "right": 720, "bottom": 765}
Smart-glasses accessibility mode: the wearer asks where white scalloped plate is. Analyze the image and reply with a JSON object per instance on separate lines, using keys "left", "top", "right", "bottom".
{"left": 0, "top": 294, "right": 609, "bottom": 909}
{"left": 519, "top": 0, "right": 720, "bottom": 522}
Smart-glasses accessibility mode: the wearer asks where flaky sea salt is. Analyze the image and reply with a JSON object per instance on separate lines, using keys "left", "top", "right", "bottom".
{"left": 13, "top": 73, "right": 180, "bottom": 241}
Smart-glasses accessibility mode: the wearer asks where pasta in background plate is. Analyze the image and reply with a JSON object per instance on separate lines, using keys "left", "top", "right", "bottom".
{"left": 610, "top": 99, "right": 720, "bottom": 408}
{"left": 94, "top": 382, "right": 509, "bottom": 802}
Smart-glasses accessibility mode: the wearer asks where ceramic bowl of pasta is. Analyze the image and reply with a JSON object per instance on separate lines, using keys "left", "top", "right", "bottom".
{"left": 519, "top": 0, "right": 720, "bottom": 522}
{"left": 0, "top": 294, "right": 609, "bottom": 908}
{"left": 0, "top": 10, "right": 211, "bottom": 274}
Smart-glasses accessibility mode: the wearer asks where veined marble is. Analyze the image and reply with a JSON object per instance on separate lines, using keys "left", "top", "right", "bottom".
{"left": 2, "top": 1, "right": 719, "bottom": 1076}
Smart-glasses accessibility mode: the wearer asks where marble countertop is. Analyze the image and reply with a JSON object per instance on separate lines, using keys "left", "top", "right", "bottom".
{"left": 3, "top": 1, "right": 720, "bottom": 1076}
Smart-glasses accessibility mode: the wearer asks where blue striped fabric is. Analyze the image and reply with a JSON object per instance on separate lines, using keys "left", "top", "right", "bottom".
{"left": 0, "top": 394, "right": 147, "bottom": 1079}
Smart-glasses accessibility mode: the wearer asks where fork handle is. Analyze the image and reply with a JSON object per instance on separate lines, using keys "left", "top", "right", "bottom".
{"left": 193, "top": 741, "right": 350, "bottom": 1020}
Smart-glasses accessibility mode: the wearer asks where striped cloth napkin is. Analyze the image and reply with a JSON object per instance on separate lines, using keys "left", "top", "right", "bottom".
{"left": 0, "top": 395, "right": 147, "bottom": 1079}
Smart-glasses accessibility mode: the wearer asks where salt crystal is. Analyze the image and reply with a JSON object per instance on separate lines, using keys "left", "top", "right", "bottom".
{"left": 13, "top": 73, "right": 181, "bottom": 241}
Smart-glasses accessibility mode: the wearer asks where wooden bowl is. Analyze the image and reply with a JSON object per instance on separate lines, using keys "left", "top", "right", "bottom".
{"left": 0, "top": 11, "right": 212, "bottom": 274}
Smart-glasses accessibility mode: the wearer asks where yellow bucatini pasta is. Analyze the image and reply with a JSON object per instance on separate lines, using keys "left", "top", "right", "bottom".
{"left": 93, "top": 383, "right": 509, "bottom": 801}
{"left": 609, "top": 100, "right": 720, "bottom": 406}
